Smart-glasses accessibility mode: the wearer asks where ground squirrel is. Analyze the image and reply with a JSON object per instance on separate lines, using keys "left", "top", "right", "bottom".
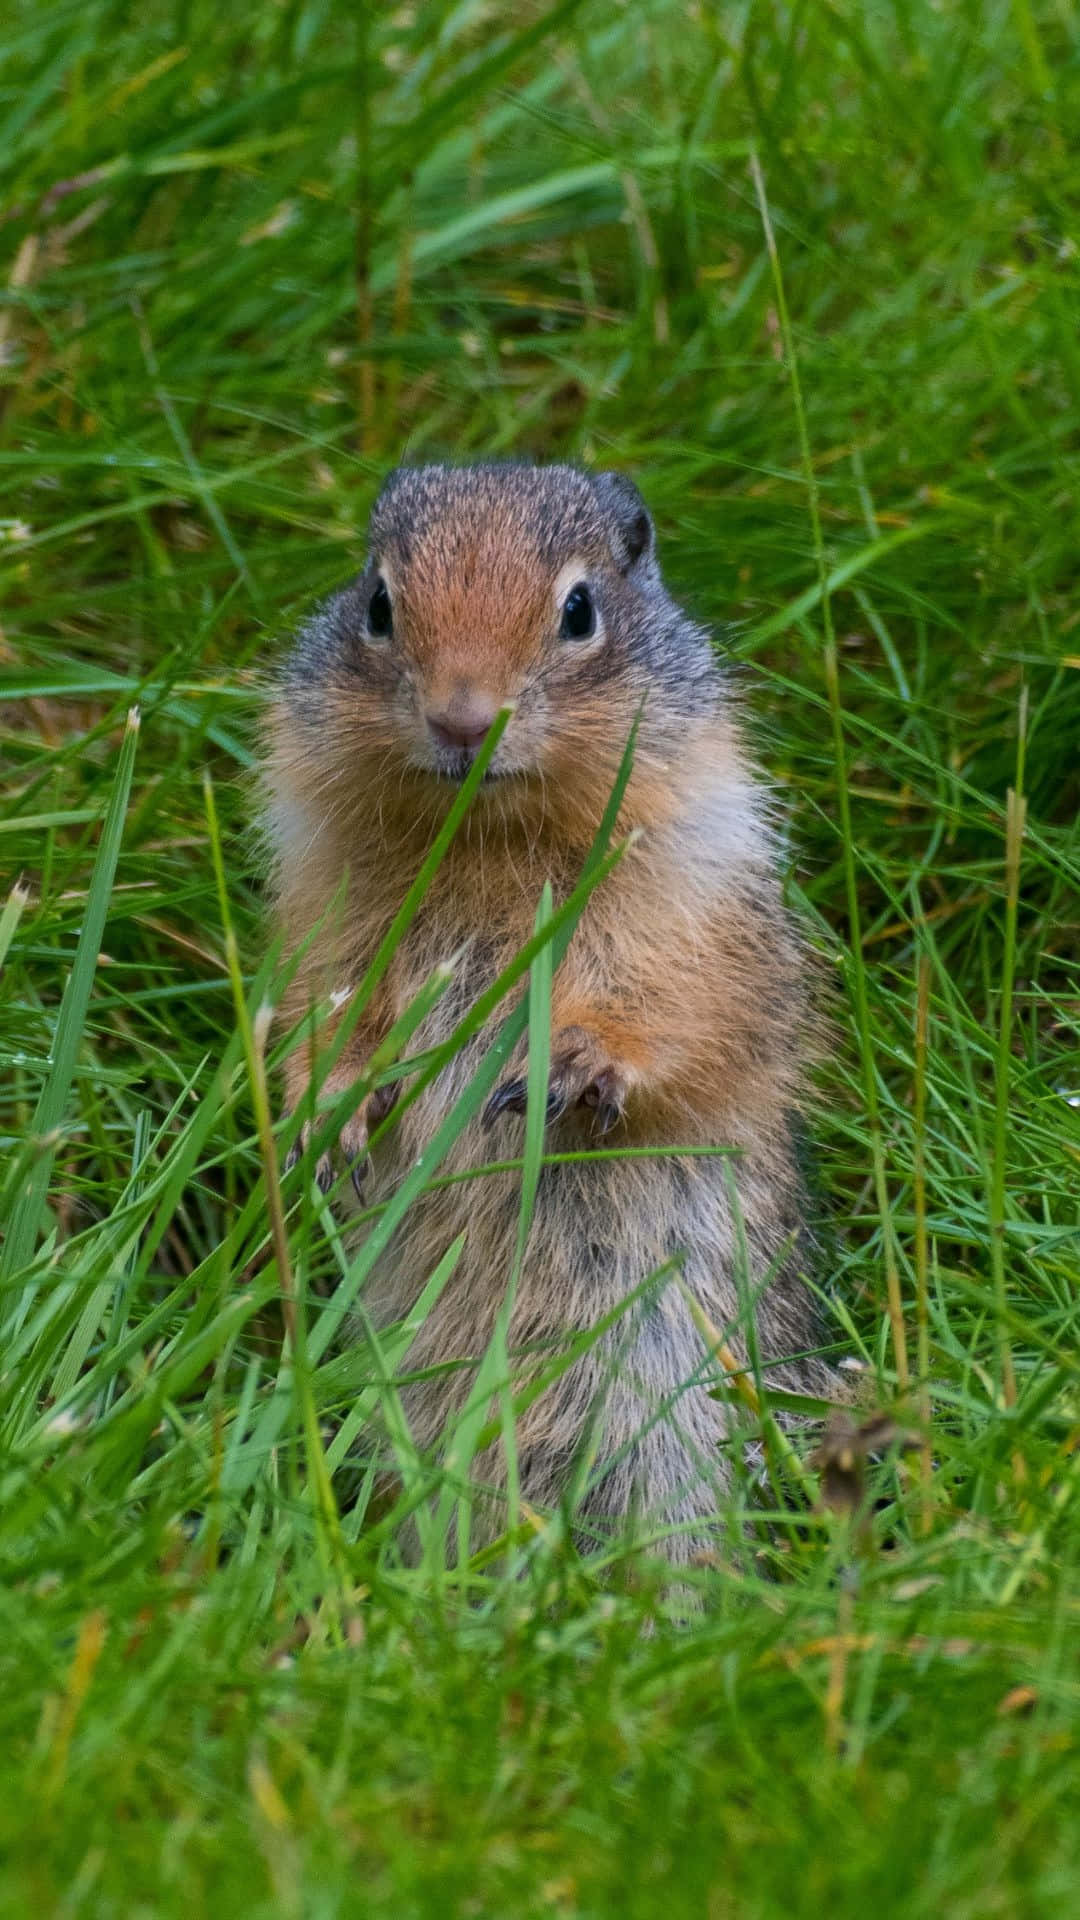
{"left": 260, "top": 461, "right": 837, "bottom": 1558}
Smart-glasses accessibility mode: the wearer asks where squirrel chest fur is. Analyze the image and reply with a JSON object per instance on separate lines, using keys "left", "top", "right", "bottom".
{"left": 260, "top": 461, "right": 834, "bottom": 1557}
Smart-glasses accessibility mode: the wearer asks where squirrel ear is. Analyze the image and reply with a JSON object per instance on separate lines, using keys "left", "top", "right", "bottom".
{"left": 593, "top": 470, "right": 655, "bottom": 573}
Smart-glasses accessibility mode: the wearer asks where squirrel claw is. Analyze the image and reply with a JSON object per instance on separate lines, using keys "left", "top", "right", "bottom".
{"left": 283, "top": 1126, "right": 333, "bottom": 1190}
{"left": 483, "top": 1078, "right": 572, "bottom": 1128}
{"left": 485, "top": 1055, "right": 626, "bottom": 1133}
{"left": 282, "top": 1104, "right": 371, "bottom": 1199}
{"left": 584, "top": 1067, "right": 626, "bottom": 1134}
{"left": 483, "top": 1078, "right": 527, "bottom": 1127}
{"left": 368, "top": 1082, "right": 399, "bottom": 1128}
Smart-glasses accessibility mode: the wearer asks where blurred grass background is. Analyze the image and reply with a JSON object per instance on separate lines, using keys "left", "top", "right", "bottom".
{"left": 1, "top": 1, "right": 1079, "bottom": 1913}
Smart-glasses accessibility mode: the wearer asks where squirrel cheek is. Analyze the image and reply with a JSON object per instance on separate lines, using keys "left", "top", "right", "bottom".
{"left": 507, "top": 705, "right": 552, "bottom": 771}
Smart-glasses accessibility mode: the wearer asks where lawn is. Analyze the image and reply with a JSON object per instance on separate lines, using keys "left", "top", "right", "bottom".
{"left": 1, "top": 1, "right": 1078, "bottom": 1914}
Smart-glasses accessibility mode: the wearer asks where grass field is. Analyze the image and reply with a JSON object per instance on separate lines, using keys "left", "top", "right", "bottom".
{"left": 2, "top": 1, "right": 1079, "bottom": 1913}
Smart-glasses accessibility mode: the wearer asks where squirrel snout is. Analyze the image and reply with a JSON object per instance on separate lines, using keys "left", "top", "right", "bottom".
{"left": 425, "top": 697, "right": 499, "bottom": 756}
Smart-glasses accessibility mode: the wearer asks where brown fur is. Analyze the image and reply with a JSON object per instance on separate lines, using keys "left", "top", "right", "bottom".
{"left": 259, "top": 462, "right": 838, "bottom": 1559}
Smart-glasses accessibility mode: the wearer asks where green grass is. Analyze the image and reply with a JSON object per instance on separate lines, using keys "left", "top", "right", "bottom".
{"left": 2, "top": 0, "right": 1079, "bottom": 1911}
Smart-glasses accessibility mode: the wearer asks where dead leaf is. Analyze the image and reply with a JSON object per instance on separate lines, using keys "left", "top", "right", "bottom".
{"left": 998, "top": 1685, "right": 1038, "bottom": 1717}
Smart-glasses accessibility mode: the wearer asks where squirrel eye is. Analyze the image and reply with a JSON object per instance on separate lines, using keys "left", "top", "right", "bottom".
{"left": 559, "top": 583, "right": 595, "bottom": 641}
{"left": 367, "top": 576, "right": 393, "bottom": 638}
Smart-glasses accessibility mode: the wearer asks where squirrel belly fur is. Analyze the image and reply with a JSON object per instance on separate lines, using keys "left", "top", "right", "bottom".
{"left": 259, "top": 461, "right": 837, "bottom": 1557}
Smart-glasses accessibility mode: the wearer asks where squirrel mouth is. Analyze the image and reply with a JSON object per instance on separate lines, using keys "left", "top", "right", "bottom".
{"left": 429, "top": 752, "right": 503, "bottom": 785}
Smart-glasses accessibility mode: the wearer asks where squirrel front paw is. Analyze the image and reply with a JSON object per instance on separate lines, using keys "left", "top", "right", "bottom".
{"left": 484, "top": 1025, "right": 631, "bottom": 1135}
{"left": 284, "top": 1080, "right": 398, "bottom": 1198}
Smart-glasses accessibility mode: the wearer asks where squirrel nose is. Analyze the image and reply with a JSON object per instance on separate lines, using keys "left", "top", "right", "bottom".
{"left": 426, "top": 700, "right": 498, "bottom": 756}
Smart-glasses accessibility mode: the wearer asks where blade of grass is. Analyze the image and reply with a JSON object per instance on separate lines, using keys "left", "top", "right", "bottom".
{"left": 1, "top": 708, "right": 139, "bottom": 1318}
{"left": 205, "top": 768, "right": 347, "bottom": 1631}
{"left": 913, "top": 947, "right": 934, "bottom": 1531}
{"left": 0, "top": 879, "right": 30, "bottom": 973}
{"left": 750, "top": 152, "right": 909, "bottom": 1394}
{"left": 991, "top": 691, "right": 1028, "bottom": 1427}
{"left": 446, "top": 882, "right": 554, "bottom": 1569}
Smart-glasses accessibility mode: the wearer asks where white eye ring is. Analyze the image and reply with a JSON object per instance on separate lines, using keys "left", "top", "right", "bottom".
{"left": 363, "top": 558, "right": 396, "bottom": 642}
{"left": 559, "top": 583, "right": 595, "bottom": 640}
{"left": 367, "top": 576, "right": 392, "bottom": 637}
{"left": 552, "top": 558, "right": 603, "bottom": 644}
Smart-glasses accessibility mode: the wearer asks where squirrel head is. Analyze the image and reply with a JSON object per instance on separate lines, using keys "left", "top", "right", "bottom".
{"left": 281, "top": 462, "right": 719, "bottom": 837}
